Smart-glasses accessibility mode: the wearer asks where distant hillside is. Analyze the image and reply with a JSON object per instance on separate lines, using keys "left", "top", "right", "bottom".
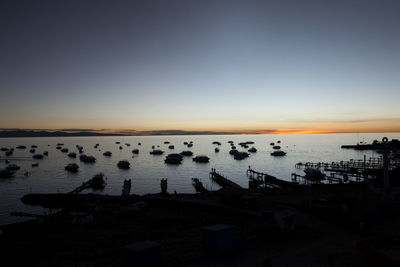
{"left": 0, "top": 130, "right": 124, "bottom": 138}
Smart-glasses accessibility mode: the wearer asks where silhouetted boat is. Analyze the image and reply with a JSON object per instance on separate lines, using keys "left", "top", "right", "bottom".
{"left": 103, "top": 151, "right": 112, "bottom": 156}
{"left": 16, "top": 145, "right": 26, "bottom": 149}
{"left": 43, "top": 151, "right": 48, "bottom": 156}
{"left": 164, "top": 154, "right": 183, "bottom": 164}
{"left": 270, "top": 142, "right": 274, "bottom": 146}
{"left": 212, "top": 141, "right": 221, "bottom": 145}
{"left": 273, "top": 145, "right": 281, "bottom": 149}
{"left": 229, "top": 149, "right": 239, "bottom": 155}
{"left": 32, "top": 154, "right": 43, "bottom": 159}
{"left": 29, "top": 149, "right": 35, "bottom": 153}
{"left": 168, "top": 145, "right": 174, "bottom": 149}
{"left": 68, "top": 152, "right": 77, "bottom": 158}
{"left": 31, "top": 145, "right": 38, "bottom": 148}
{"left": 132, "top": 149, "right": 139, "bottom": 154}
{"left": 234, "top": 152, "right": 249, "bottom": 160}
{"left": 180, "top": 151, "right": 193, "bottom": 156}
{"left": 193, "top": 155, "right": 209, "bottom": 163}
{"left": 271, "top": 150, "right": 286, "bottom": 156}
{"left": 248, "top": 147, "right": 257, "bottom": 153}
{"left": 79, "top": 154, "right": 96, "bottom": 163}
{"left": 150, "top": 150, "right": 164, "bottom": 155}
{"left": 117, "top": 160, "right": 130, "bottom": 169}
{"left": 61, "top": 147, "right": 69, "bottom": 152}
{"left": 215, "top": 147, "right": 220, "bottom": 152}
{"left": 0, "top": 148, "right": 8, "bottom": 151}
{"left": 187, "top": 143, "right": 193, "bottom": 148}
{"left": 65, "top": 163, "right": 79, "bottom": 173}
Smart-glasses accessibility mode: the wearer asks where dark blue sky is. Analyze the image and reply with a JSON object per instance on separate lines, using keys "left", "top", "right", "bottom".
{"left": 1, "top": 0, "right": 400, "bottom": 132}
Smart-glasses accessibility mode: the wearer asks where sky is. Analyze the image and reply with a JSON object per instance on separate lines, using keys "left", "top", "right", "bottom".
{"left": 1, "top": 0, "right": 400, "bottom": 134}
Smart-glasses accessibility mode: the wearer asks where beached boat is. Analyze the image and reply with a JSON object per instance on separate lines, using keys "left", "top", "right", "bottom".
{"left": 192, "top": 178, "right": 208, "bottom": 193}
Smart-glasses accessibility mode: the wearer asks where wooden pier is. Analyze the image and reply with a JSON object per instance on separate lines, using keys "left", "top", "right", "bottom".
{"left": 209, "top": 169, "right": 243, "bottom": 190}
{"left": 246, "top": 168, "right": 299, "bottom": 188}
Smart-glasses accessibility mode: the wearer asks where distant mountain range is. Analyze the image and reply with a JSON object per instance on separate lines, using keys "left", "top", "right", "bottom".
{"left": 0, "top": 130, "right": 124, "bottom": 138}
{"left": 0, "top": 129, "right": 239, "bottom": 137}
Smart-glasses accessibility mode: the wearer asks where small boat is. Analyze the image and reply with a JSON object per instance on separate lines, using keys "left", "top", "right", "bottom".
{"left": 248, "top": 147, "right": 257, "bottom": 153}
{"left": 150, "top": 150, "right": 164, "bottom": 155}
{"left": 228, "top": 141, "right": 234, "bottom": 144}
{"left": 131, "top": 149, "right": 139, "bottom": 154}
{"left": 57, "top": 143, "right": 64, "bottom": 146}
{"left": 271, "top": 150, "right": 286, "bottom": 156}
{"left": 164, "top": 154, "right": 183, "bottom": 164}
{"left": 119, "top": 146, "right": 123, "bottom": 150}
{"left": 32, "top": 163, "right": 39, "bottom": 167}
{"left": 168, "top": 145, "right": 174, "bottom": 149}
{"left": 29, "top": 149, "right": 35, "bottom": 153}
{"left": 117, "top": 160, "right": 130, "bottom": 169}
{"left": 32, "top": 154, "right": 44, "bottom": 159}
{"left": 193, "top": 155, "right": 209, "bottom": 163}
{"left": 65, "top": 163, "right": 79, "bottom": 173}
{"left": 192, "top": 178, "right": 208, "bottom": 193}
{"left": 56, "top": 146, "right": 62, "bottom": 150}
{"left": 164, "top": 141, "right": 170, "bottom": 144}
{"left": 0, "top": 147, "right": 8, "bottom": 151}
{"left": 138, "top": 142, "right": 141, "bottom": 146}
{"left": 234, "top": 152, "right": 249, "bottom": 160}
{"left": 180, "top": 151, "right": 193, "bottom": 156}
{"left": 215, "top": 147, "right": 220, "bottom": 152}
{"left": 103, "top": 151, "right": 112, "bottom": 156}
{"left": 61, "top": 148, "right": 69, "bottom": 153}
{"left": 187, "top": 143, "right": 193, "bottom": 148}
{"left": 212, "top": 141, "right": 221, "bottom": 145}
{"left": 125, "top": 143, "right": 130, "bottom": 146}
{"left": 229, "top": 149, "right": 239, "bottom": 155}
{"left": 68, "top": 152, "right": 77, "bottom": 158}
{"left": 79, "top": 154, "right": 96, "bottom": 163}
{"left": 270, "top": 142, "right": 274, "bottom": 146}
{"left": 115, "top": 142, "right": 120, "bottom": 144}
{"left": 273, "top": 145, "right": 281, "bottom": 149}
{"left": 31, "top": 145, "right": 38, "bottom": 148}
{"left": 16, "top": 145, "right": 26, "bottom": 149}
{"left": 43, "top": 151, "right": 49, "bottom": 156}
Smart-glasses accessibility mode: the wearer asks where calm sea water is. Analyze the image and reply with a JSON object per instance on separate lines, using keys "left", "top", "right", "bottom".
{"left": 0, "top": 133, "right": 399, "bottom": 225}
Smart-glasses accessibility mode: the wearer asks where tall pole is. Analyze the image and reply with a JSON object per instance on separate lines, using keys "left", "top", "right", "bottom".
{"left": 382, "top": 137, "right": 390, "bottom": 199}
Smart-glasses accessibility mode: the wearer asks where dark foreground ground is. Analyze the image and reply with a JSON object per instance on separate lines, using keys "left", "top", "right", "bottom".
{"left": 0, "top": 185, "right": 399, "bottom": 266}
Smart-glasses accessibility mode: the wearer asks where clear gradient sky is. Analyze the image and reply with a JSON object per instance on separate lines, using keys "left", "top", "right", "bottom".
{"left": 1, "top": 0, "right": 400, "bottom": 134}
